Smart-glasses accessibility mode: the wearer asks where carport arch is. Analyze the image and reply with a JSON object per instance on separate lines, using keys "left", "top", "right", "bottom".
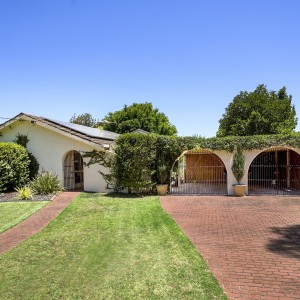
{"left": 170, "top": 149, "right": 228, "bottom": 195}
{"left": 247, "top": 146, "right": 300, "bottom": 195}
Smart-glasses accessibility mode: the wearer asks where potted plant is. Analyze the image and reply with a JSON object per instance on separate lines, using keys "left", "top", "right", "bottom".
{"left": 231, "top": 146, "right": 247, "bottom": 196}
{"left": 156, "top": 164, "right": 169, "bottom": 196}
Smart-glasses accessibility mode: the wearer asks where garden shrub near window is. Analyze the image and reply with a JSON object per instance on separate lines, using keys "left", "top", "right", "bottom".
{"left": 0, "top": 142, "right": 30, "bottom": 191}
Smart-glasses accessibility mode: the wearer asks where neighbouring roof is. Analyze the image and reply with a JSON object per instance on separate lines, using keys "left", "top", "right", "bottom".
{"left": 0, "top": 113, "right": 120, "bottom": 147}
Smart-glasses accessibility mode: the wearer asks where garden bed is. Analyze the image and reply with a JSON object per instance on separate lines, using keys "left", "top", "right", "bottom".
{"left": 0, "top": 192, "right": 57, "bottom": 202}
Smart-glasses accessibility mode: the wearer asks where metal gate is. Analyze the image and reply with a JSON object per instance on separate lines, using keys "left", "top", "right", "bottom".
{"left": 64, "top": 150, "right": 84, "bottom": 190}
{"left": 170, "top": 150, "right": 227, "bottom": 195}
{"left": 248, "top": 148, "right": 300, "bottom": 195}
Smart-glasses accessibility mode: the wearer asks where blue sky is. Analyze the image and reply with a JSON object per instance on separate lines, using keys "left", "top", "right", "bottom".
{"left": 1, "top": 0, "right": 300, "bottom": 137}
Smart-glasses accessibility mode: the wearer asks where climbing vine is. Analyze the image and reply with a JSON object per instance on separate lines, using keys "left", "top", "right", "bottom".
{"left": 84, "top": 132, "right": 300, "bottom": 192}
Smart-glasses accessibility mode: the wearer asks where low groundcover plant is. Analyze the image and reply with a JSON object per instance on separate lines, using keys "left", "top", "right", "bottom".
{"left": 15, "top": 185, "right": 34, "bottom": 200}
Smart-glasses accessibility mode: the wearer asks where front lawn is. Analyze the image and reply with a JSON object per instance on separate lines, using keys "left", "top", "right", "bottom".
{"left": 0, "top": 201, "right": 49, "bottom": 234}
{"left": 0, "top": 193, "right": 227, "bottom": 299}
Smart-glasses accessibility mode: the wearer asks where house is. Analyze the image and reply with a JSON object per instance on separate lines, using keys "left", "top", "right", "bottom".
{"left": 1, "top": 113, "right": 300, "bottom": 196}
{"left": 0, "top": 113, "right": 119, "bottom": 192}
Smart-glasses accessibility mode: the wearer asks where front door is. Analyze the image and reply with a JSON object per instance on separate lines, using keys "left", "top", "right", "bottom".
{"left": 64, "top": 150, "right": 84, "bottom": 190}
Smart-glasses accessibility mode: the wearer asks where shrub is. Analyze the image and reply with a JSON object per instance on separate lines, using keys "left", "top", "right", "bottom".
{"left": 15, "top": 185, "right": 34, "bottom": 200}
{"left": 231, "top": 146, "right": 245, "bottom": 184}
{"left": 157, "top": 165, "right": 169, "bottom": 184}
{"left": 31, "top": 171, "right": 63, "bottom": 194}
{"left": 0, "top": 143, "right": 30, "bottom": 191}
{"left": 13, "top": 133, "right": 29, "bottom": 148}
{"left": 13, "top": 133, "right": 40, "bottom": 180}
{"left": 28, "top": 153, "right": 39, "bottom": 179}
{"left": 113, "top": 134, "right": 156, "bottom": 193}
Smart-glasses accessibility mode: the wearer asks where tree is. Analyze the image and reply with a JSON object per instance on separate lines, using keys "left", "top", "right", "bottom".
{"left": 102, "top": 102, "right": 177, "bottom": 135}
{"left": 70, "top": 113, "right": 99, "bottom": 128}
{"left": 217, "top": 84, "right": 298, "bottom": 137}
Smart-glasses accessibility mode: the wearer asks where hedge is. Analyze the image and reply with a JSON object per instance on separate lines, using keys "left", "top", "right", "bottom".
{"left": 0, "top": 142, "right": 30, "bottom": 191}
{"left": 85, "top": 132, "right": 300, "bottom": 193}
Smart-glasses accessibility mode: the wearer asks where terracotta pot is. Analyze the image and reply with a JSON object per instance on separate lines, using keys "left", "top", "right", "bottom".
{"left": 156, "top": 184, "right": 168, "bottom": 196}
{"left": 233, "top": 184, "right": 247, "bottom": 197}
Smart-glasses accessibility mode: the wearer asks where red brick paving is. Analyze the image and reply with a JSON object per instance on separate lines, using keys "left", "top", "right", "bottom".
{"left": 0, "top": 192, "right": 79, "bottom": 254}
{"left": 161, "top": 195, "right": 300, "bottom": 300}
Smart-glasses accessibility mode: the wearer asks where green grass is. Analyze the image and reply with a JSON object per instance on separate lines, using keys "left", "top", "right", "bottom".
{"left": 0, "top": 201, "right": 49, "bottom": 234}
{"left": 0, "top": 193, "right": 227, "bottom": 300}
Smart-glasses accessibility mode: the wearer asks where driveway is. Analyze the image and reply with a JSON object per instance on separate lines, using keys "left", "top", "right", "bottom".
{"left": 161, "top": 195, "right": 300, "bottom": 300}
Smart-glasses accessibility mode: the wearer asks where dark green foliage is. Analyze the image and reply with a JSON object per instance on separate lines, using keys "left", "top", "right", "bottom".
{"left": 13, "top": 133, "right": 29, "bottom": 148}
{"left": 28, "top": 152, "right": 39, "bottom": 179}
{"left": 231, "top": 146, "right": 245, "bottom": 184}
{"left": 13, "top": 133, "right": 40, "bottom": 180}
{"left": 30, "top": 171, "right": 63, "bottom": 194}
{"left": 157, "top": 165, "right": 169, "bottom": 184}
{"left": 85, "top": 132, "right": 300, "bottom": 192}
{"left": 0, "top": 143, "right": 30, "bottom": 191}
{"left": 70, "top": 113, "right": 99, "bottom": 128}
{"left": 113, "top": 134, "right": 156, "bottom": 193}
{"left": 102, "top": 102, "right": 177, "bottom": 135}
{"left": 217, "top": 84, "right": 297, "bottom": 137}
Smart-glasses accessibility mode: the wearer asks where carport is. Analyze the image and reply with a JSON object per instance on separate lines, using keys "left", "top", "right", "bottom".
{"left": 248, "top": 147, "right": 300, "bottom": 195}
{"left": 170, "top": 149, "right": 227, "bottom": 195}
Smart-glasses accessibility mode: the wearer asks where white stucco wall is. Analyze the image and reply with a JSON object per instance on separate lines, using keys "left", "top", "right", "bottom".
{"left": 0, "top": 120, "right": 112, "bottom": 193}
{"left": 217, "top": 146, "right": 300, "bottom": 195}
{"left": 213, "top": 150, "right": 236, "bottom": 195}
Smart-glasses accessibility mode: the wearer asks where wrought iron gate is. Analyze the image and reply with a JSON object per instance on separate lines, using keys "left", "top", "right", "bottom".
{"left": 170, "top": 150, "right": 227, "bottom": 195}
{"left": 248, "top": 148, "right": 300, "bottom": 195}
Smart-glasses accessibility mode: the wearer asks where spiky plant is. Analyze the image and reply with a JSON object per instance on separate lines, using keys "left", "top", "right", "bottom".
{"left": 30, "top": 171, "right": 63, "bottom": 194}
{"left": 15, "top": 185, "right": 34, "bottom": 200}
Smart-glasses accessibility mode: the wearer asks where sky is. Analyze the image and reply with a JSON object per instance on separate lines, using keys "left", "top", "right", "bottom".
{"left": 1, "top": 0, "right": 300, "bottom": 137}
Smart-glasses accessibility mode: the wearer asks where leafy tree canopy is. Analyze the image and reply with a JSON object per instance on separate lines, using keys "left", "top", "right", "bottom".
{"left": 217, "top": 84, "right": 298, "bottom": 137}
{"left": 70, "top": 113, "right": 99, "bottom": 128}
{"left": 102, "top": 102, "right": 177, "bottom": 135}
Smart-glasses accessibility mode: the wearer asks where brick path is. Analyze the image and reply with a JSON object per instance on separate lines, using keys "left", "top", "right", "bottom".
{"left": 161, "top": 196, "right": 300, "bottom": 300}
{"left": 0, "top": 192, "right": 79, "bottom": 254}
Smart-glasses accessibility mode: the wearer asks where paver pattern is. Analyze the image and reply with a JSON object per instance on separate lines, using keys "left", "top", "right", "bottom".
{"left": 0, "top": 192, "right": 79, "bottom": 254}
{"left": 161, "top": 195, "right": 300, "bottom": 300}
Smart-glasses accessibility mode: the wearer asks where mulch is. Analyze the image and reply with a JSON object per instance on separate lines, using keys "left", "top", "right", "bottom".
{"left": 0, "top": 192, "right": 56, "bottom": 203}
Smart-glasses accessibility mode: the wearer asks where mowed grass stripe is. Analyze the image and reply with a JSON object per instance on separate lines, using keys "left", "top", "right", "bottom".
{"left": 0, "top": 193, "right": 227, "bottom": 300}
{"left": 0, "top": 201, "right": 49, "bottom": 234}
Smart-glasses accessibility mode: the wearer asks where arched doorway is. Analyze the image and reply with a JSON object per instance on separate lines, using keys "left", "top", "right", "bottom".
{"left": 63, "top": 150, "right": 84, "bottom": 190}
{"left": 248, "top": 147, "right": 300, "bottom": 195}
{"left": 170, "top": 149, "right": 227, "bottom": 195}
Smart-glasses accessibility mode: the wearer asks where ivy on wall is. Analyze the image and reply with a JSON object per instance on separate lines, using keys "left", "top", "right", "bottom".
{"left": 84, "top": 132, "right": 300, "bottom": 192}
{"left": 180, "top": 133, "right": 300, "bottom": 152}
